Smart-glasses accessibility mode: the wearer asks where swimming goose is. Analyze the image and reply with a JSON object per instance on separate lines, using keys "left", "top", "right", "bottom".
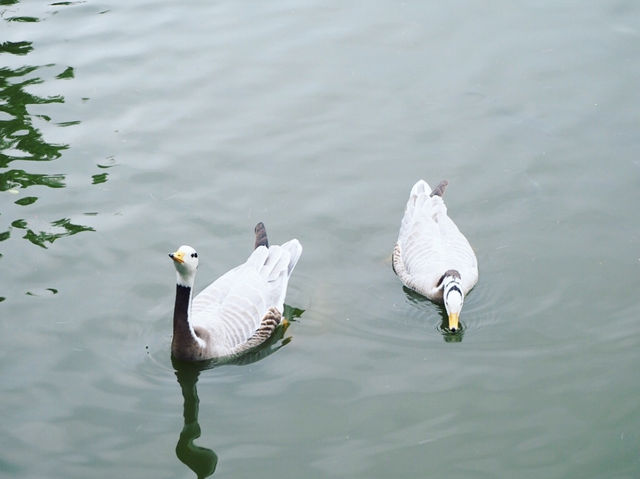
{"left": 392, "top": 180, "right": 478, "bottom": 331}
{"left": 169, "top": 222, "right": 302, "bottom": 361}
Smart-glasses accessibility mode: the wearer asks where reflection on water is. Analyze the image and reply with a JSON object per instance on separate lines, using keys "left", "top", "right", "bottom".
{"left": 402, "top": 286, "right": 465, "bottom": 342}
{"left": 0, "top": 56, "right": 95, "bottom": 247}
{"left": 1, "top": 1, "right": 96, "bottom": 297}
{"left": 13, "top": 217, "right": 94, "bottom": 248}
{"left": 172, "top": 309, "right": 301, "bottom": 478}
{"left": 0, "top": 61, "right": 67, "bottom": 178}
{"left": 174, "top": 362, "right": 218, "bottom": 479}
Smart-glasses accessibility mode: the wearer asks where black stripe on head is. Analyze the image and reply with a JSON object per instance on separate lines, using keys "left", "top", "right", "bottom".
{"left": 446, "top": 285, "right": 462, "bottom": 301}
{"left": 442, "top": 269, "right": 461, "bottom": 280}
{"left": 438, "top": 269, "right": 461, "bottom": 290}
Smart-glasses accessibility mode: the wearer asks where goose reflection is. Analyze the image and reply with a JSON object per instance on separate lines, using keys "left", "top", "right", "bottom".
{"left": 174, "top": 361, "right": 218, "bottom": 479}
{"left": 402, "top": 286, "right": 464, "bottom": 342}
{"left": 172, "top": 305, "right": 302, "bottom": 478}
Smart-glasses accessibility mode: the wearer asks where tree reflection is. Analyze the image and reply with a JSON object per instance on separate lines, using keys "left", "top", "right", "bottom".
{"left": 171, "top": 307, "right": 302, "bottom": 478}
{"left": 1, "top": 3, "right": 95, "bottom": 254}
{"left": 0, "top": 64, "right": 67, "bottom": 167}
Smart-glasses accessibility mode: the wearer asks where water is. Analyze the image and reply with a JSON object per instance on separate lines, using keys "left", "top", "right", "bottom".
{"left": 2, "top": 1, "right": 639, "bottom": 477}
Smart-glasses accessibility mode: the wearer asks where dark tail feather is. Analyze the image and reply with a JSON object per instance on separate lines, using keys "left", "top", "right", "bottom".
{"left": 254, "top": 222, "right": 269, "bottom": 249}
{"left": 430, "top": 180, "right": 449, "bottom": 197}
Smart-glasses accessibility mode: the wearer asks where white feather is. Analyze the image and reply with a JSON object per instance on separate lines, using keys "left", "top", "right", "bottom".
{"left": 189, "top": 239, "right": 302, "bottom": 358}
{"left": 393, "top": 179, "right": 478, "bottom": 301}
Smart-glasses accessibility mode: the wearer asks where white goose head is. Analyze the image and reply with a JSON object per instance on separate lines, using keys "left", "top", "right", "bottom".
{"left": 441, "top": 270, "right": 464, "bottom": 332}
{"left": 169, "top": 245, "right": 199, "bottom": 288}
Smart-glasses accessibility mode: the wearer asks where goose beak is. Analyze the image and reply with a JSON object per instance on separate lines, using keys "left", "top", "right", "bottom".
{"left": 448, "top": 312, "right": 459, "bottom": 332}
{"left": 169, "top": 251, "right": 185, "bottom": 264}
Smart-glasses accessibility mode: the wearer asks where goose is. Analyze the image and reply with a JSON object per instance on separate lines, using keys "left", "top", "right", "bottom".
{"left": 169, "top": 222, "right": 302, "bottom": 361}
{"left": 392, "top": 180, "right": 478, "bottom": 331}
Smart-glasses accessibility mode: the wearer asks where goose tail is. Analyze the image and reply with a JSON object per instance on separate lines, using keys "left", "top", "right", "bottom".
{"left": 254, "top": 222, "right": 269, "bottom": 249}
{"left": 429, "top": 180, "right": 449, "bottom": 197}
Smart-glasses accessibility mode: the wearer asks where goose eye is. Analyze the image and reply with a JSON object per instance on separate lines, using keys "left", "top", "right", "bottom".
{"left": 191, "top": 252, "right": 198, "bottom": 258}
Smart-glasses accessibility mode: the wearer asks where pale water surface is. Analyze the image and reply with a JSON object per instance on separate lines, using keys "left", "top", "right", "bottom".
{"left": 1, "top": 1, "right": 639, "bottom": 478}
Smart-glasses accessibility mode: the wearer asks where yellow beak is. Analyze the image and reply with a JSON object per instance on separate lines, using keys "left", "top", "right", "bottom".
{"left": 169, "top": 251, "right": 185, "bottom": 264}
{"left": 448, "top": 312, "right": 460, "bottom": 331}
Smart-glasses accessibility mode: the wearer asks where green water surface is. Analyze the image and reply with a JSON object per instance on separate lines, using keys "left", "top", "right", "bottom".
{"left": 1, "top": 1, "right": 639, "bottom": 478}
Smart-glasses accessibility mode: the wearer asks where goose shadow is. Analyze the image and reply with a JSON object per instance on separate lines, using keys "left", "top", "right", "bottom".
{"left": 402, "top": 286, "right": 464, "bottom": 343}
{"left": 171, "top": 305, "right": 304, "bottom": 478}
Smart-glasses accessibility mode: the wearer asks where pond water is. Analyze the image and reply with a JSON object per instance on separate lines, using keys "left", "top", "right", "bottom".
{"left": 1, "top": 1, "right": 639, "bottom": 478}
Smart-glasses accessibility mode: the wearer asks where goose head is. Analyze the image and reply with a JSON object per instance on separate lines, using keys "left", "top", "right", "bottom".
{"left": 442, "top": 270, "right": 464, "bottom": 332}
{"left": 169, "top": 245, "right": 199, "bottom": 287}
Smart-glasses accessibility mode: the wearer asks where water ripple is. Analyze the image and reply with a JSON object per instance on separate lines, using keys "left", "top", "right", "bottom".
{"left": 1, "top": 0, "right": 97, "bottom": 300}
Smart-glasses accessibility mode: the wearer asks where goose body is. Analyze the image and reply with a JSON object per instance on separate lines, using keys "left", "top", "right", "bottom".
{"left": 392, "top": 180, "right": 478, "bottom": 330}
{"left": 169, "top": 223, "right": 302, "bottom": 361}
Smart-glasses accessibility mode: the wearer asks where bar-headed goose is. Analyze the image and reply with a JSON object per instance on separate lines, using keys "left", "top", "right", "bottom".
{"left": 392, "top": 180, "right": 478, "bottom": 331}
{"left": 169, "top": 222, "right": 302, "bottom": 361}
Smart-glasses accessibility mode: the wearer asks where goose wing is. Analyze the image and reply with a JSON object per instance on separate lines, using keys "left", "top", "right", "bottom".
{"left": 190, "top": 240, "right": 302, "bottom": 349}
{"left": 438, "top": 215, "right": 478, "bottom": 292}
{"left": 396, "top": 180, "right": 478, "bottom": 295}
